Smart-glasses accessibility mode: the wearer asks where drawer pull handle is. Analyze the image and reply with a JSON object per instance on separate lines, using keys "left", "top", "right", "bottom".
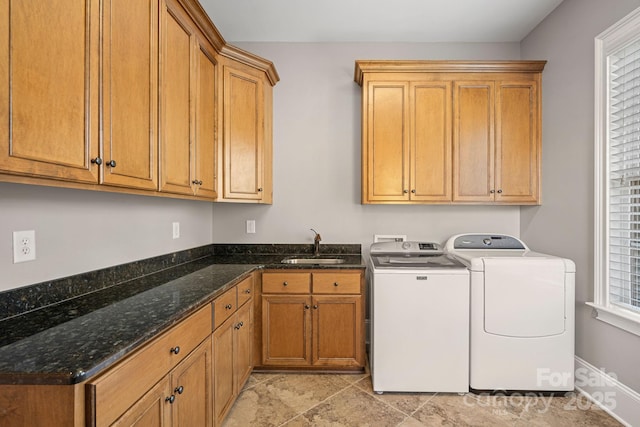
{"left": 244, "top": 289, "right": 251, "bottom": 294}
{"left": 334, "top": 282, "right": 339, "bottom": 287}
{"left": 225, "top": 304, "right": 233, "bottom": 310}
{"left": 170, "top": 346, "right": 180, "bottom": 355}
{"left": 283, "top": 281, "right": 288, "bottom": 287}
{"left": 166, "top": 395, "right": 175, "bottom": 404}
{"left": 175, "top": 386, "right": 184, "bottom": 395}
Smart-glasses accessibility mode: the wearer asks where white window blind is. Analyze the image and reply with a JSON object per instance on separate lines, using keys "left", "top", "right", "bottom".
{"left": 608, "top": 38, "right": 640, "bottom": 313}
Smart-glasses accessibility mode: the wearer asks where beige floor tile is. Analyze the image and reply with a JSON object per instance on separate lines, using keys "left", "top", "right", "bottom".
{"left": 224, "top": 373, "right": 623, "bottom": 427}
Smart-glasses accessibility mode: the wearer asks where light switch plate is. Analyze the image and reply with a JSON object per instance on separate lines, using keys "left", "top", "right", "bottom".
{"left": 246, "top": 220, "right": 256, "bottom": 234}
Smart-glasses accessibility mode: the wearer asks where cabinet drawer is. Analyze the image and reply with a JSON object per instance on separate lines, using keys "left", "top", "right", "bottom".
{"left": 237, "top": 275, "right": 253, "bottom": 307}
{"left": 87, "top": 304, "right": 212, "bottom": 427}
{"left": 313, "top": 272, "right": 361, "bottom": 294}
{"left": 262, "top": 272, "right": 311, "bottom": 294}
{"left": 214, "top": 286, "right": 238, "bottom": 329}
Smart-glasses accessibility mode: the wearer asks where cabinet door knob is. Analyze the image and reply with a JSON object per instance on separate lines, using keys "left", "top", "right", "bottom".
{"left": 313, "top": 305, "right": 318, "bottom": 309}
{"left": 490, "top": 189, "right": 495, "bottom": 194}
{"left": 497, "top": 189, "right": 503, "bottom": 194}
{"left": 225, "top": 304, "right": 233, "bottom": 310}
{"left": 411, "top": 189, "right": 416, "bottom": 194}
{"left": 258, "top": 187, "right": 263, "bottom": 192}
{"left": 170, "top": 346, "right": 180, "bottom": 355}
{"left": 244, "top": 289, "right": 251, "bottom": 294}
{"left": 333, "top": 282, "right": 339, "bottom": 287}
{"left": 304, "top": 304, "right": 310, "bottom": 309}
{"left": 283, "top": 281, "right": 288, "bottom": 287}
{"left": 91, "top": 157, "right": 103, "bottom": 165}
{"left": 403, "top": 189, "right": 408, "bottom": 194}
{"left": 166, "top": 395, "right": 175, "bottom": 404}
{"left": 175, "top": 386, "right": 184, "bottom": 395}
{"left": 105, "top": 160, "right": 117, "bottom": 167}
{"left": 192, "top": 179, "right": 201, "bottom": 185}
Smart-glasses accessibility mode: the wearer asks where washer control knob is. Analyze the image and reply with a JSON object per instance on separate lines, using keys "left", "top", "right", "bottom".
{"left": 402, "top": 242, "right": 411, "bottom": 250}
{"left": 483, "top": 238, "right": 492, "bottom": 246}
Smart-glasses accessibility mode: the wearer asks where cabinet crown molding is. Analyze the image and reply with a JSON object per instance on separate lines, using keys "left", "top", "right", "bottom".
{"left": 354, "top": 60, "right": 547, "bottom": 86}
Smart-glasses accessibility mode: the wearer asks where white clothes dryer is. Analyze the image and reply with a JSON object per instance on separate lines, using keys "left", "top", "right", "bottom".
{"left": 445, "top": 234, "right": 575, "bottom": 392}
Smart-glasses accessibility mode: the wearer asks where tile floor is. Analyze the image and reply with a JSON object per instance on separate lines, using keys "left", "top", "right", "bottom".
{"left": 222, "top": 369, "right": 622, "bottom": 427}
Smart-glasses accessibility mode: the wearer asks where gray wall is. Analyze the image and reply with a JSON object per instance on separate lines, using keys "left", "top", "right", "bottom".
{"left": 0, "top": 183, "right": 214, "bottom": 291}
{"left": 212, "top": 42, "right": 523, "bottom": 250}
{"left": 521, "top": 0, "right": 640, "bottom": 391}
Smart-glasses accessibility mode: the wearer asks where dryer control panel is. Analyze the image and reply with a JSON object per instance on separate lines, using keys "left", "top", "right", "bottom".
{"left": 451, "top": 234, "right": 526, "bottom": 250}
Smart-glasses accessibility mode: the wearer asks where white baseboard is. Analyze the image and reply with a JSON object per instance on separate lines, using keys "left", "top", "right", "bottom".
{"left": 574, "top": 356, "right": 640, "bottom": 426}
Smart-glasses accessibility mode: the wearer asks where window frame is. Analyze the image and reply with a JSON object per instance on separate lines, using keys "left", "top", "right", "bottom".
{"left": 591, "top": 6, "right": 640, "bottom": 336}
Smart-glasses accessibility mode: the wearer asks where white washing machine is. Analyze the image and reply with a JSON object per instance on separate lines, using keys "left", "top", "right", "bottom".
{"left": 368, "top": 241, "right": 470, "bottom": 393}
{"left": 445, "top": 234, "right": 575, "bottom": 392}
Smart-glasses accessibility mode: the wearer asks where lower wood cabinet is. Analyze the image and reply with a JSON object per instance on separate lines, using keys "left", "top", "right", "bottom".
{"left": 111, "top": 337, "right": 211, "bottom": 427}
{"left": 212, "top": 275, "right": 254, "bottom": 426}
{"left": 87, "top": 305, "right": 212, "bottom": 427}
{"left": 260, "top": 271, "right": 364, "bottom": 370}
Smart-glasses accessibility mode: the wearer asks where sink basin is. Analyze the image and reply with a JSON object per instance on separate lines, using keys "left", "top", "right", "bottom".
{"left": 281, "top": 257, "right": 345, "bottom": 265}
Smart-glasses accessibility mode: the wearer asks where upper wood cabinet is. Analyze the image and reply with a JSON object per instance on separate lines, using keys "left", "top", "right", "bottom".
{"left": 159, "top": 0, "right": 217, "bottom": 200}
{"left": 355, "top": 60, "right": 545, "bottom": 205}
{"left": 0, "top": 0, "right": 100, "bottom": 183}
{"left": 215, "top": 50, "right": 277, "bottom": 204}
{"left": 102, "top": 0, "right": 159, "bottom": 190}
{"left": 0, "top": 0, "right": 277, "bottom": 202}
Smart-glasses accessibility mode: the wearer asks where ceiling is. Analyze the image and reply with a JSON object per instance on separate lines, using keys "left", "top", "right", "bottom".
{"left": 200, "top": 0, "right": 564, "bottom": 43}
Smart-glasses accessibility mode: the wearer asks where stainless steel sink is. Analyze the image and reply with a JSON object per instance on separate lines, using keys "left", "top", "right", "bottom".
{"left": 281, "top": 257, "right": 345, "bottom": 265}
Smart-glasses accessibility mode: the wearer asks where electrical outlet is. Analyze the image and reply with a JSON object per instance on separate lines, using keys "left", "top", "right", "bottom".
{"left": 13, "top": 230, "right": 36, "bottom": 263}
{"left": 246, "top": 220, "right": 256, "bottom": 234}
{"left": 172, "top": 222, "right": 180, "bottom": 239}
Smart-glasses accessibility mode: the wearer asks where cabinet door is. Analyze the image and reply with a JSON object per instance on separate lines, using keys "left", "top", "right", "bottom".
{"left": 193, "top": 38, "right": 217, "bottom": 199}
{"left": 411, "top": 82, "right": 452, "bottom": 202}
{"left": 261, "top": 295, "right": 312, "bottom": 366}
{"left": 222, "top": 64, "right": 265, "bottom": 201}
{"left": 171, "top": 338, "right": 211, "bottom": 427}
{"left": 312, "top": 295, "right": 363, "bottom": 367}
{"left": 102, "top": 0, "right": 158, "bottom": 190}
{"left": 453, "top": 81, "right": 495, "bottom": 202}
{"left": 0, "top": 0, "right": 100, "bottom": 183}
{"left": 213, "top": 315, "right": 235, "bottom": 426}
{"left": 363, "top": 81, "right": 410, "bottom": 202}
{"left": 112, "top": 379, "right": 171, "bottom": 427}
{"left": 234, "top": 300, "right": 253, "bottom": 392}
{"left": 159, "top": 0, "right": 195, "bottom": 196}
{"left": 495, "top": 81, "right": 540, "bottom": 204}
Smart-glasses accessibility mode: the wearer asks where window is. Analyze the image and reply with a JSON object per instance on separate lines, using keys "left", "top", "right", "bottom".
{"left": 592, "top": 6, "right": 640, "bottom": 336}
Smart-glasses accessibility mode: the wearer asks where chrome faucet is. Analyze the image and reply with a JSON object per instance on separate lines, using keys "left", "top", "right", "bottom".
{"left": 311, "top": 229, "right": 321, "bottom": 256}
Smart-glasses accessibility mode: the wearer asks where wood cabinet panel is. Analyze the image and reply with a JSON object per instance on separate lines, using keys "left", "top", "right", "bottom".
{"left": 261, "top": 295, "right": 312, "bottom": 366}
{"left": 221, "top": 64, "right": 265, "bottom": 201}
{"left": 453, "top": 82, "right": 495, "bottom": 202}
{"left": 495, "top": 81, "right": 539, "bottom": 203}
{"left": 194, "top": 40, "right": 217, "bottom": 199}
{"left": 312, "top": 295, "right": 362, "bottom": 366}
{"left": 365, "top": 83, "right": 409, "bottom": 201}
{"left": 262, "top": 272, "right": 311, "bottom": 294}
{"left": 234, "top": 300, "right": 253, "bottom": 393}
{"left": 170, "top": 338, "right": 211, "bottom": 427}
{"left": 159, "top": 0, "right": 194, "bottom": 196}
{"left": 111, "top": 379, "right": 170, "bottom": 427}
{"left": 213, "top": 286, "right": 237, "bottom": 329}
{"left": 0, "top": 0, "right": 100, "bottom": 183}
{"left": 102, "top": 0, "right": 158, "bottom": 190}
{"left": 312, "top": 272, "right": 361, "bottom": 294}
{"left": 411, "top": 82, "right": 452, "bottom": 201}
{"left": 213, "top": 313, "right": 235, "bottom": 426}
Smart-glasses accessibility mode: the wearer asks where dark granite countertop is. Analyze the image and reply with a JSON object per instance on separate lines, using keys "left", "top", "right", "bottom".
{"left": 0, "top": 243, "right": 365, "bottom": 386}
{"left": 0, "top": 260, "right": 256, "bottom": 385}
